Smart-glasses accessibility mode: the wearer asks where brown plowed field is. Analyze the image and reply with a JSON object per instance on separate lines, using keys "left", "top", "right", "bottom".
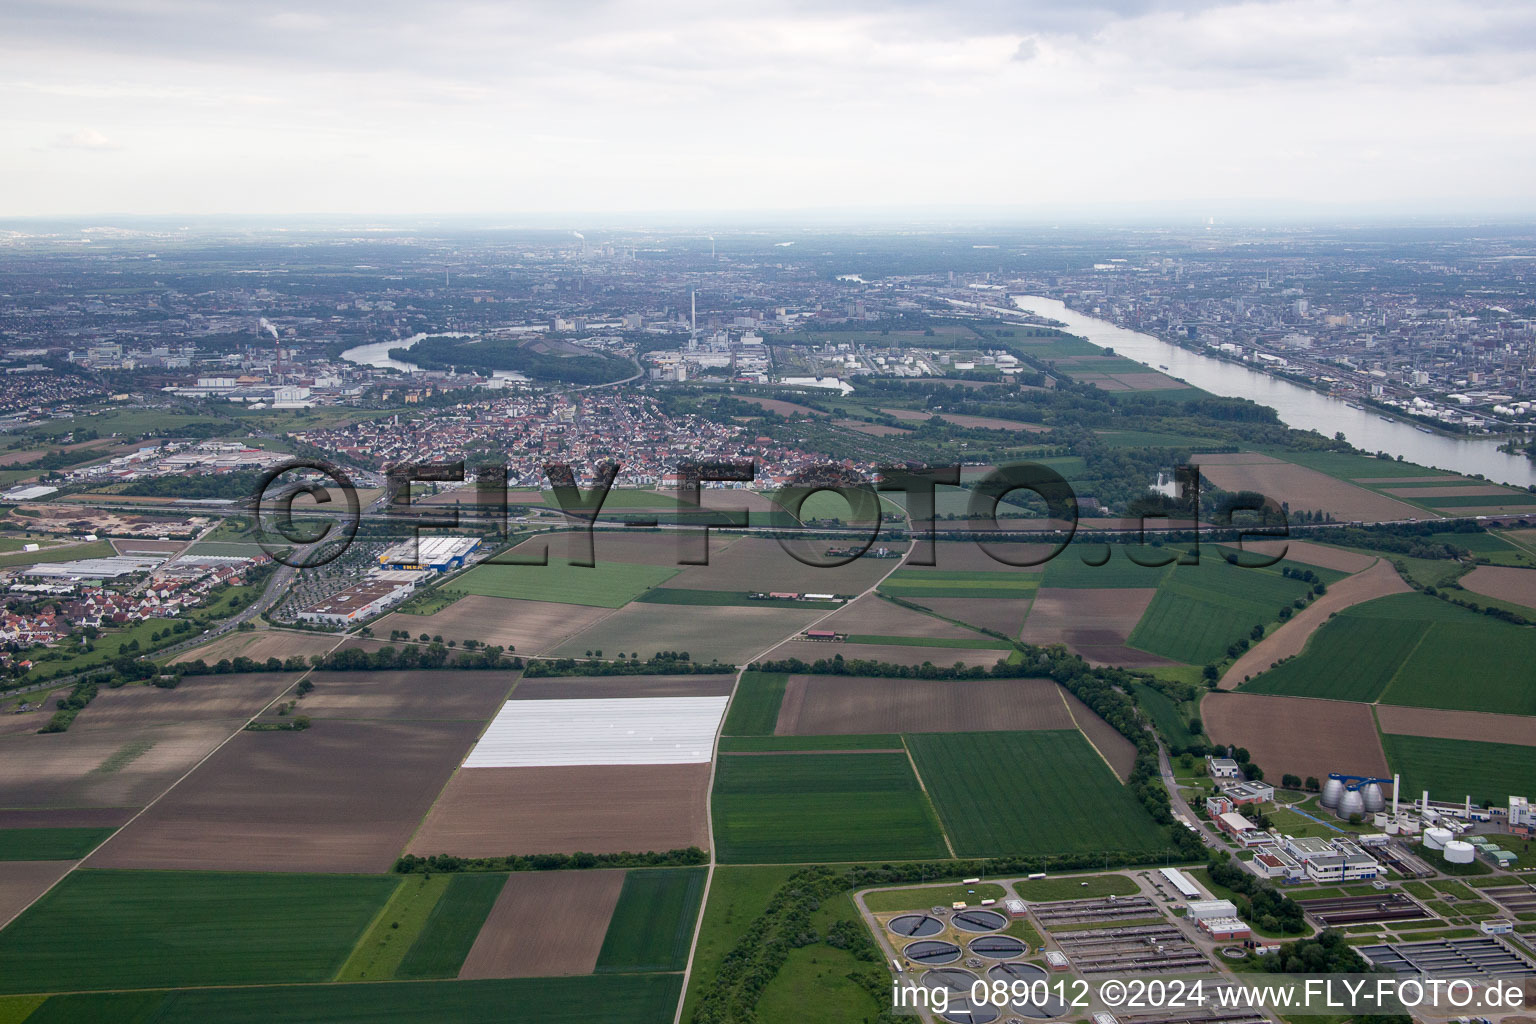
{"left": 170, "top": 630, "right": 338, "bottom": 666}
{"left": 809, "top": 593, "right": 979, "bottom": 639}
{"left": 763, "top": 639, "right": 1009, "bottom": 670}
{"left": 907, "top": 542, "right": 1052, "bottom": 572}
{"left": 1352, "top": 475, "right": 1474, "bottom": 485}
{"left": 1060, "top": 690, "right": 1139, "bottom": 780}
{"left": 378, "top": 596, "right": 615, "bottom": 656}
{"left": 837, "top": 419, "right": 911, "bottom": 436}
{"left": 1376, "top": 705, "right": 1536, "bottom": 747}
{"left": 1227, "top": 540, "right": 1375, "bottom": 574}
{"left": 552, "top": 604, "right": 821, "bottom": 666}
{"left": 1459, "top": 565, "right": 1536, "bottom": 610}
{"left": 512, "top": 674, "right": 735, "bottom": 700}
{"left": 87, "top": 719, "right": 482, "bottom": 873}
{"left": 740, "top": 397, "right": 825, "bottom": 417}
{"left": 881, "top": 408, "right": 1047, "bottom": 432}
{"left": 69, "top": 673, "right": 298, "bottom": 728}
{"left": 906, "top": 597, "right": 1033, "bottom": 637}
{"left": 458, "top": 870, "right": 626, "bottom": 979}
{"left": 1220, "top": 559, "right": 1407, "bottom": 688}
{"left": 1202, "top": 692, "right": 1388, "bottom": 782}
{"left": 1386, "top": 484, "right": 1518, "bottom": 498}
{"left": 109, "top": 538, "right": 185, "bottom": 555}
{"left": 1019, "top": 588, "right": 1170, "bottom": 668}
{"left": 1196, "top": 454, "right": 1435, "bottom": 523}
{"left": 659, "top": 537, "right": 898, "bottom": 593}
{"left": 407, "top": 764, "right": 712, "bottom": 857}
{"left": 773, "top": 675, "right": 1075, "bottom": 735}
{"left": 0, "top": 721, "right": 242, "bottom": 810}
{"left": 292, "top": 670, "right": 518, "bottom": 720}
{"left": 0, "top": 861, "right": 73, "bottom": 930}
{"left": 0, "top": 807, "right": 135, "bottom": 829}
{"left": 0, "top": 689, "right": 71, "bottom": 737}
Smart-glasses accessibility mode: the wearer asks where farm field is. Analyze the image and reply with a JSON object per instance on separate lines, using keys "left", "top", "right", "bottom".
{"left": 0, "top": 720, "right": 245, "bottom": 812}
{"left": 905, "top": 731, "right": 1167, "bottom": 857}
{"left": 1459, "top": 565, "right": 1536, "bottom": 610}
{"left": 1126, "top": 558, "right": 1322, "bottom": 665}
{"left": 0, "top": 869, "right": 396, "bottom": 995}
{"left": 408, "top": 764, "right": 712, "bottom": 857}
{"left": 23, "top": 974, "right": 685, "bottom": 1024}
{"left": 396, "top": 873, "right": 508, "bottom": 980}
{"left": 88, "top": 719, "right": 483, "bottom": 873}
{"left": 659, "top": 537, "right": 900, "bottom": 594}
{"left": 1021, "top": 587, "right": 1169, "bottom": 666}
{"left": 1227, "top": 539, "right": 1376, "bottom": 574}
{"left": 489, "top": 529, "right": 739, "bottom": 567}
{"left": 168, "top": 629, "right": 336, "bottom": 666}
{"left": 1243, "top": 592, "right": 1536, "bottom": 715}
{"left": 511, "top": 674, "right": 735, "bottom": 700}
{"left": 719, "top": 734, "right": 902, "bottom": 752}
{"left": 455, "top": 559, "right": 678, "bottom": 608}
{"left": 0, "top": 862, "right": 73, "bottom": 933}
{"left": 796, "top": 592, "right": 980, "bottom": 639}
{"left": 289, "top": 670, "right": 517, "bottom": 721}
{"left": 375, "top": 596, "right": 615, "bottom": 655}
{"left": 549, "top": 603, "right": 819, "bottom": 665}
{"left": 0, "top": 827, "right": 113, "bottom": 861}
{"left": 595, "top": 866, "right": 707, "bottom": 973}
{"left": 720, "top": 671, "right": 786, "bottom": 736}
{"left": 335, "top": 874, "right": 452, "bottom": 982}
{"left": 458, "top": 869, "right": 626, "bottom": 979}
{"left": 902, "top": 595, "right": 1033, "bottom": 636}
{"left": 1131, "top": 683, "right": 1203, "bottom": 751}
{"left": 712, "top": 752, "right": 949, "bottom": 863}
{"left": 1195, "top": 451, "right": 1436, "bottom": 522}
{"left": 772, "top": 675, "right": 1076, "bottom": 735}
{"left": 1221, "top": 558, "right": 1409, "bottom": 687}
{"left": 879, "top": 568, "right": 1039, "bottom": 600}
{"left": 678, "top": 866, "right": 799, "bottom": 1022}
{"left": 70, "top": 672, "right": 299, "bottom": 728}
{"left": 1380, "top": 734, "right": 1536, "bottom": 807}
{"left": 1202, "top": 692, "right": 1389, "bottom": 783}
{"left": 1374, "top": 705, "right": 1536, "bottom": 747}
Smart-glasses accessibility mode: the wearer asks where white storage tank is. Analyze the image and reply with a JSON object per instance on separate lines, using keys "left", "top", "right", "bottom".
{"left": 1444, "top": 840, "right": 1475, "bottom": 865}
{"left": 1373, "top": 812, "right": 1389, "bottom": 827}
{"left": 1339, "top": 789, "right": 1366, "bottom": 819}
{"left": 1424, "top": 827, "right": 1453, "bottom": 851}
{"left": 1385, "top": 821, "right": 1402, "bottom": 835}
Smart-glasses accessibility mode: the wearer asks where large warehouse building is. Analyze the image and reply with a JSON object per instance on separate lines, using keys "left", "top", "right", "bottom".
{"left": 377, "top": 536, "right": 480, "bottom": 572}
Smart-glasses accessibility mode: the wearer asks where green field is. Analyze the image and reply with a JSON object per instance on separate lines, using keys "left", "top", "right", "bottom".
{"left": 0, "top": 827, "right": 114, "bottom": 861}
{"left": 1243, "top": 592, "right": 1536, "bottom": 713}
{"left": 1130, "top": 683, "right": 1203, "bottom": 750}
{"left": 1127, "top": 558, "right": 1320, "bottom": 665}
{"left": 25, "top": 975, "right": 684, "bottom": 1024}
{"left": 844, "top": 634, "right": 1009, "bottom": 650}
{"left": 0, "top": 540, "right": 115, "bottom": 569}
{"left": 0, "top": 870, "right": 397, "bottom": 995}
{"left": 712, "top": 752, "right": 949, "bottom": 863}
{"left": 720, "top": 671, "right": 785, "bottom": 736}
{"left": 596, "top": 867, "right": 707, "bottom": 973}
{"left": 880, "top": 569, "right": 1040, "bottom": 600}
{"left": 680, "top": 866, "right": 799, "bottom": 1023}
{"left": 906, "top": 731, "right": 1168, "bottom": 857}
{"left": 862, "top": 882, "right": 1008, "bottom": 912}
{"left": 1381, "top": 734, "right": 1536, "bottom": 807}
{"left": 1011, "top": 872, "right": 1141, "bottom": 901}
{"left": 455, "top": 560, "right": 679, "bottom": 608}
{"left": 718, "top": 734, "right": 902, "bottom": 752}
{"left": 334, "top": 874, "right": 451, "bottom": 982}
{"left": 394, "top": 872, "right": 508, "bottom": 980}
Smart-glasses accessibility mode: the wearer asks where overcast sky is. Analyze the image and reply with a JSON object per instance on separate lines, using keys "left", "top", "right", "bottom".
{"left": 3, "top": 0, "right": 1535, "bottom": 218}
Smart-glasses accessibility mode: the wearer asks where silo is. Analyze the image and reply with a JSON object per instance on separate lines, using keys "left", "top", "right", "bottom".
{"left": 1321, "top": 777, "right": 1345, "bottom": 810}
{"left": 1361, "top": 783, "right": 1386, "bottom": 814}
{"left": 1423, "top": 827, "right": 1452, "bottom": 851}
{"left": 1339, "top": 789, "right": 1365, "bottom": 819}
{"left": 1443, "top": 840, "right": 1475, "bottom": 865}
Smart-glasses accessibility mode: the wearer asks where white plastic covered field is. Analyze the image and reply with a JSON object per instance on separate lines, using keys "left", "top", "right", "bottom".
{"left": 462, "top": 696, "right": 730, "bottom": 767}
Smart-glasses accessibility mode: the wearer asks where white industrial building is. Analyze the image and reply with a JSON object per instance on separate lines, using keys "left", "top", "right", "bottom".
{"left": 377, "top": 535, "right": 480, "bottom": 572}
{"left": 1283, "top": 836, "right": 1381, "bottom": 882}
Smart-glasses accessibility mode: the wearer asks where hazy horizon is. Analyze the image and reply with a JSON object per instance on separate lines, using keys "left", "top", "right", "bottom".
{"left": 4, "top": 0, "right": 1535, "bottom": 218}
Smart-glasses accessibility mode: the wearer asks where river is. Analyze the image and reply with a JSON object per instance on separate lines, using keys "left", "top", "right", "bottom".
{"left": 1012, "top": 295, "right": 1536, "bottom": 489}
{"left": 339, "top": 331, "right": 472, "bottom": 373}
